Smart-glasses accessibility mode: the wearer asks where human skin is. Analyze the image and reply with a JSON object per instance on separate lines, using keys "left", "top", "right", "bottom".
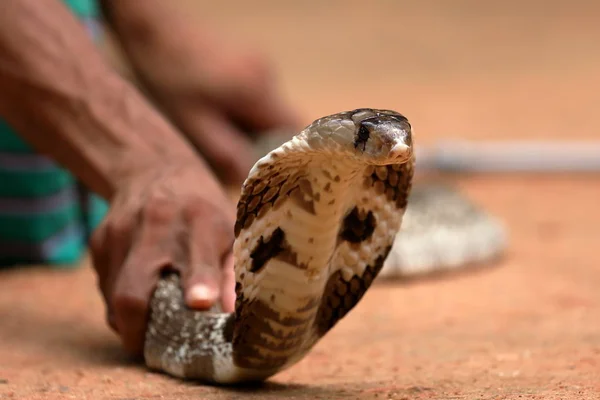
{"left": 0, "top": 0, "right": 297, "bottom": 356}
{"left": 99, "top": 0, "right": 300, "bottom": 186}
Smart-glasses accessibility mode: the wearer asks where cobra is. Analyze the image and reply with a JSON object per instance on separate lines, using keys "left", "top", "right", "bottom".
{"left": 142, "top": 108, "right": 505, "bottom": 384}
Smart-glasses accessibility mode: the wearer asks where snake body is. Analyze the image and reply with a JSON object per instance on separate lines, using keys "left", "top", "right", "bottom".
{"left": 379, "top": 182, "right": 506, "bottom": 278}
{"left": 143, "top": 108, "right": 507, "bottom": 384}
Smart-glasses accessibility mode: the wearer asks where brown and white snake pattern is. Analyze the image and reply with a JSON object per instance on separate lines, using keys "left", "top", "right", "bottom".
{"left": 143, "top": 109, "right": 507, "bottom": 384}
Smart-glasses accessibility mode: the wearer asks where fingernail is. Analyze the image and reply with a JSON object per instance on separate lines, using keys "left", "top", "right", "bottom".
{"left": 189, "top": 284, "right": 218, "bottom": 301}
{"left": 186, "top": 284, "right": 218, "bottom": 308}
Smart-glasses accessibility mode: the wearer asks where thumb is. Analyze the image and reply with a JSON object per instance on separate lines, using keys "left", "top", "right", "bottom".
{"left": 181, "top": 225, "right": 230, "bottom": 311}
{"left": 183, "top": 266, "right": 221, "bottom": 311}
{"left": 184, "top": 253, "right": 236, "bottom": 313}
{"left": 179, "top": 191, "right": 236, "bottom": 311}
{"left": 219, "top": 252, "right": 236, "bottom": 313}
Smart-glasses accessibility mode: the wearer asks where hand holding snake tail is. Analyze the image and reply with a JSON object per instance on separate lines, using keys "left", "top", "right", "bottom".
{"left": 143, "top": 109, "right": 414, "bottom": 384}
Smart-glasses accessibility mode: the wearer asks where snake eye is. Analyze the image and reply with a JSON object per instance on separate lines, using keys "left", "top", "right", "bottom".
{"left": 354, "top": 124, "right": 370, "bottom": 149}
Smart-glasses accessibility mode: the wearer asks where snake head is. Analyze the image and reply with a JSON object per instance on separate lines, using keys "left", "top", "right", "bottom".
{"left": 304, "top": 108, "right": 413, "bottom": 166}
{"left": 351, "top": 109, "right": 412, "bottom": 165}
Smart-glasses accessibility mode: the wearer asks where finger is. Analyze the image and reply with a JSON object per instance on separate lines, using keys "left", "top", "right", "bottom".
{"left": 219, "top": 252, "right": 236, "bottom": 313}
{"left": 89, "top": 211, "right": 133, "bottom": 331}
{"left": 182, "top": 225, "right": 220, "bottom": 311}
{"left": 112, "top": 252, "right": 166, "bottom": 356}
{"left": 89, "top": 221, "right": 116, "bottom": 330}
{"left": 89, "top": 188, "right": 138, "bottom": 285}
{"left": 184, "top": 274, "right": 220, "bottom": 310}
{"left": 111, "top": 200, "right": 176, "bottom": 356}
{"left": 89, "top": 219, "right": 110, "bottom": 286}
{"left": 174, "top": 106, "right": 256, "bottom": 185}
{"left": 226, "top": 84, "right": 301, "bottom": 134}
{"left": 181, "top": 205, "right": 232, "bottom": 311}
{"left": 215, "top": 59, "right": 302, "bottom": 133}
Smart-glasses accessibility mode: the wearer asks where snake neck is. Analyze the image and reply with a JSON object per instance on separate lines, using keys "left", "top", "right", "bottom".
{"left": 293, "top": 159, "right": 369, "bottom": 275}
{"left": 238, "top": 155, "right": 369, "bottom": 281}
{"left": 230, "top": 152, "right": 414, "bottom": 375}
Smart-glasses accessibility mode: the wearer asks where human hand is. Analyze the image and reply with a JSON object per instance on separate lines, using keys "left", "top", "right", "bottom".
{"left": 102, "top": 1, "right": 301, "bottom": 186}
{"left": 90, "top": 159, "right": 236, "bottom": 356}
{"left": 142, "top": 46, "right": 299, "bottom": 186}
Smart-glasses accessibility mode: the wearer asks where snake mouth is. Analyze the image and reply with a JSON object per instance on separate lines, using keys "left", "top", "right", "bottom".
{"left": 389, "top": 143, "right": 412, "bottom": 162}
{"left": 365, "top": 141, "right": 413, "bottom": 166}
{"left": 353, "top": 113, "right": 413, "bottom": 166}
{"left": 358, "top": 143, "right": 412, "bottom": 166}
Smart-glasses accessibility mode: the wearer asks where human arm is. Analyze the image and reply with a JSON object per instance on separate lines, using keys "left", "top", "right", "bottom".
{"left": 99, "top": 0, "right": 300, "bottom": 185}
{"left": 0, "top": 0, "right": 235, "bottom": 355}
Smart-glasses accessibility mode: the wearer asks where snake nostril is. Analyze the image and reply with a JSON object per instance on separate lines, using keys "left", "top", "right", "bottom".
{"left": 389, "top": 143, "right": 410, "bottom": 160}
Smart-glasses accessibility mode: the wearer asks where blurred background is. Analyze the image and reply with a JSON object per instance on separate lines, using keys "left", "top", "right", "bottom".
{"left": 107, "top": 0, "right": 600, "bottom": 145}
{"left": 2, "top": 1, "right": 599, "bottom": 398}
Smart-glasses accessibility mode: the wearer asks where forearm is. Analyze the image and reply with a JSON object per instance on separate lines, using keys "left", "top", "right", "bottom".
{"left": 0, "top": 0, "right": 200, "bottom": 200}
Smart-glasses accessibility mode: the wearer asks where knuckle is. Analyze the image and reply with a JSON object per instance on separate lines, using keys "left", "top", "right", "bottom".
{"left": 106, "top": 217, "right": 130, "bottom": 242}
{"left": 141, "top": 194, "right": 175, "bottom": 225}
{"left": 184, "top": 199, "right": 234, "bottom": 248}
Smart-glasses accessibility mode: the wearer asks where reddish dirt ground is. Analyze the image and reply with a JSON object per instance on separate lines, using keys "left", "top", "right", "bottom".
{"left": 1, "top": 1, "right": 599, "bottom": 399}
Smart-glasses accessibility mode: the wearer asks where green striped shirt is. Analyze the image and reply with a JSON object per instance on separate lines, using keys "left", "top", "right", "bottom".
{"left": 0, "top": 0, "right": 109, "bottom": 267}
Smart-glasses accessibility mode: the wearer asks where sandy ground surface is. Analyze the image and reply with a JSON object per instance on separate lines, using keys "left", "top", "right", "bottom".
{"left": 1, "top": 1, "right": 600, "bottom": 399}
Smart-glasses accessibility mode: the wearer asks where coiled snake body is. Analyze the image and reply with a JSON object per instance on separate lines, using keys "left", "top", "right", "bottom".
{"left": 143, "top": 109, "right": 506, "bottom": 384}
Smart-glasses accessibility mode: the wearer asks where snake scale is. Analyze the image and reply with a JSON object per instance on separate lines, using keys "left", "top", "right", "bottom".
{"left": 143, "top": 109, "right": 507, "bottom": 384}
